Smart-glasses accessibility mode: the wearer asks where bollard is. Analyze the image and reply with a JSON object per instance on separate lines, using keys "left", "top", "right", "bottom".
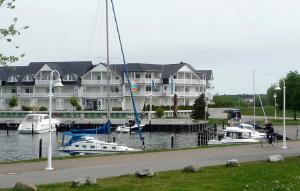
{"left": 129, "top": 127, "right": 132, "bottom": 135}
{"left": 149, "top": 120, "right": 152, "bottom": 136}
{"left": 113, "top": 137, "right": 116, "bottom": 143}
{"left": 171, "top": 135, "right": 174, "bottom": 149}
{"left": 142, "top": 140, "right": 145, "bottom": 150}
{"left": 39, "top": 139, "right": 42, "bottom": 159}
{"left": 198, "top": 133, "right": 201, "bottom": 147}
{"left": 32, "top": 123, "right": 34, "bottom": 135}
{"left": 6, "top": 123, "right": 9, "bottom": 136}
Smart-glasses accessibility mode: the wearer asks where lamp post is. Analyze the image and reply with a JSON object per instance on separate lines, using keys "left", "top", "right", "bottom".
{"left": 45, "top": 70, "right": 63, "bottom": 171}
{"left": 275, "top": 80, "right": 287, "bottom": 149}
{"left": 274, "top": 93, "right": 277, "bottom": 119}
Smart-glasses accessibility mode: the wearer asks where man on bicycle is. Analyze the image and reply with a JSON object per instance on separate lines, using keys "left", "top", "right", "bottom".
{"left": 265, "top": 120, "right": 274, "bottom": 145}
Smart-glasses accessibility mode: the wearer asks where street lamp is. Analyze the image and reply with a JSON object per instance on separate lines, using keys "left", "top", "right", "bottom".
{"left": 274, "top": 93, "right": 277, "bottom": 119}
{"left": 275, "top": 81, "right": 287, "bottom": 149}
{"left": 45, "top": 70, "right": 63, "bottom": 171}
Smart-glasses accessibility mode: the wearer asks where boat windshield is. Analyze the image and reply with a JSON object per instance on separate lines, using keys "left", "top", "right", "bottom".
{"left": 24, "top": 115, "right": 41, "bottom": 122}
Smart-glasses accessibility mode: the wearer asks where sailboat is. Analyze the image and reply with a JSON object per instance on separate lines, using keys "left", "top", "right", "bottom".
{"left": 59, "top": 0, "right": 143, "bottom": 154}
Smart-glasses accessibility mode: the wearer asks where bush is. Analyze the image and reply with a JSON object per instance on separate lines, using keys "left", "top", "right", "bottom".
{"left": 39, "top": 106, "right": 48, "bottom": 111}
{"left": 155, "top": 107, "right": 164, "bottom": 118}
{"left": 22, "top": 106, "right": 39, "bottom": 111}
{"left": 76, "top": 105, "right": 82, "bottom": 111}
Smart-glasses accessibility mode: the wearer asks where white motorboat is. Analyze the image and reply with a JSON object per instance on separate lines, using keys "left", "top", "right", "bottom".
{"left": 208, "top": 126, "right": 260, "bottom": 145}
{"left": 238, "top": 123, "right": 266, "bottom": 139}
{"left": 59, "top": 133, "right": 140, "bottom": 154}
{"left": 18, "top": 114, "right": 60, "bottom": 134}
{"left": 116, "top": 120, "right": 144, "bottom": 133}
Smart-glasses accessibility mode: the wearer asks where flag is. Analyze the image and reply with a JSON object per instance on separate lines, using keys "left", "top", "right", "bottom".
{"left": 151, "top": 79, "right": 156, "bottom": 91}
{"left": 131, "top": 80, "right": 138, "bottom": 94}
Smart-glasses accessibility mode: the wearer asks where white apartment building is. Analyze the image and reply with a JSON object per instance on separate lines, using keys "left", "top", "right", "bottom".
{"left": 0, "top": 61, "right": 213, "bottom": 111}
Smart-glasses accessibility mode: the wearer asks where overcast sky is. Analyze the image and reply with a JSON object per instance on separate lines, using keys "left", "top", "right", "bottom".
{"left": 1, "top": 0, "right": 300, "bottom": 94}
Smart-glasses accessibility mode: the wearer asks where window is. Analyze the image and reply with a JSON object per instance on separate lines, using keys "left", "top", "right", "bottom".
{"left": 23, "top": 75, "right": 33, "bottom": 82}
{"left": 25, "top": 88, "right": 33, "bottom": 93}
{"left": 146, "top": 86, "right": 151, "bottom": 92}
{"left": 164, "top": 86, "right": 167, "bottom": 91}
{"left": 8, "top": 76, "right": 17, "bottom": 82}
{"left": 112, "top": 147, "right": 116, "bottom": 150}
{"left": 82, "top": 145, "right": 87, "bottom": 149}
{"left": 111, "top": 87, "right": 119, "bottom": 93}
{"left": 103, "top": 146, "right": 107, "bottom": 149}
{"left": 11, "top": 88, "right": 16, "bottom": 93}
{"left": 135, "top": 73, "right": 140, "bottom": 78}
{"left": 63, "top": 74, "right": 77, "bottom": 81}
{"left": 173, "top": 75, "right": 177, "bottom": 79}
{"left": 91, "top": 145, "right": 96, "bottom": 149}
{"left": 145, "top": 73, "right": 151, "bottom": 78}
{"left": 185, "top": 87, "right": 189, "bottom": 92}
{"left": 96, "top": 75, "right": 101, "bottom": 80}
{"left": 75, "top": 145, "right": 79, "bottom": 148}
{"left": 115, "top": 76, "right": 119, "bottom": 80}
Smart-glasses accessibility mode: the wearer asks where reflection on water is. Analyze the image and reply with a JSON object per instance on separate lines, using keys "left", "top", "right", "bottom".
{"left": 0, "top": 130, "right": 199, "bottom": 161}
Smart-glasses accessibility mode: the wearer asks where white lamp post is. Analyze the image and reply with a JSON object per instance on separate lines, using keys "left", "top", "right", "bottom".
{"left": 274, "top": 93, "right": 277, "bottom": 119}
{"left": 45, "top": 70, "right": 63, "bottom": 171}
{"left": 275, "top": 80, "right": 287, "bottom": 149}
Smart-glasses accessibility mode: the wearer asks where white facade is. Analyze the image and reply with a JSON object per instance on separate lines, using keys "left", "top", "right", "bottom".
{"left": 0, "top": 63, "right": 212, "bottom": 111}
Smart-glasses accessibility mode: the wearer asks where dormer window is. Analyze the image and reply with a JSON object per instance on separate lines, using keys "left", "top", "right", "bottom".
{"left": 63, "top": 74, "right": 77, "bottom": 81}
{"left": 8, "top": 75, "right": 17, "bottom": 82}
{"left": 23, "top": 75, "right": 33, "bottom": 82}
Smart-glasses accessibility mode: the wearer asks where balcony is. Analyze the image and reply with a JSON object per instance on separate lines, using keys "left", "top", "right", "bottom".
{"left": 81, "top": 80, "right": 121, "bottom": 85}
{"left": 82, "top": 92, "right": 122, "bottom": 98}
{"left": 174, "top": 79, "right": 203, "bottom": 85}
{"left": 17, "top": 92, "right": 76, "bottom": 98}
{"left": 123, "top": 78, "right": 161, "bottom": 84}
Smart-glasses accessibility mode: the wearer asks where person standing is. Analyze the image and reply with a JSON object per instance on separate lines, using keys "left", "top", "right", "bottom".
{"left": 265, "top": 120, "right": 274, "bottom": 145}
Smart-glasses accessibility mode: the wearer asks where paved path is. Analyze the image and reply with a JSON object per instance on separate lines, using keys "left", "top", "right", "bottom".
{"left": 1, "top": 141, "right": 300, "bottom": 188}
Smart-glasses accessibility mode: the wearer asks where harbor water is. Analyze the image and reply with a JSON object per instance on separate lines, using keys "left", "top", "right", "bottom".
{"left": 0, "top": 130, "right": 202, "bottom": 161}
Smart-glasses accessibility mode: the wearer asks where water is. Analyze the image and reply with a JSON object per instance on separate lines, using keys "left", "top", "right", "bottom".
{"left": 0, "top": 130, "right": 200, "bottom": 161}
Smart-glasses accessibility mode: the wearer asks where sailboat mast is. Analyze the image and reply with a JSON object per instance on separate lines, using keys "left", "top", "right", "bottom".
{"left": 106, "top": 0, "right": 111, "bottom": 121}
{"left": 253, "top": 70, "right": 256, "bottom": 130}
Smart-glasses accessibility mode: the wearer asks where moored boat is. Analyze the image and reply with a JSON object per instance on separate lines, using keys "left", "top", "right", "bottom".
{"left": 18, "top": 114, "right": 60, "bottom": 134}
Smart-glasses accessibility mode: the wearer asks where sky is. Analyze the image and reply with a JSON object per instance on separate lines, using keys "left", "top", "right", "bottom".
{"left": 1, "top": 0, "right": 300, "bottom": 94}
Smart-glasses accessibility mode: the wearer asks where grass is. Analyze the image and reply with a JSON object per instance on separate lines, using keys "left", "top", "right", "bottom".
{"left": 238, "top": 106, "right": 298, "bottom": 119}
{"left": 2, "top": 157, "right": 300, "bottom": 191}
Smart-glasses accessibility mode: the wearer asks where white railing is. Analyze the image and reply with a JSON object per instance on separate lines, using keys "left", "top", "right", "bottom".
{"left": 124, "top": 78, "right": 160, "bottom": 84}
{"left": 82, "top": 92, "right": 122, "bottom": 97}
{"left": 16, "top": 92, "right": 76, "bottom": 97}
{"left": 81, "top": 80, "right": 121, "bottom": 85}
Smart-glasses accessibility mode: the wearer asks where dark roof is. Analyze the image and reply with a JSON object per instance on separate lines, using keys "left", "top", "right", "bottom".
{"left": 0, "top": 61, "right": 93, "bottom": 85}
{"left": 29, "top": 61, "right": 93, "bottom": 78}
{"left": 196, "top": 70, "right": 213, "bottom": 80}
{"left": 108, "top": 62, "right": 187, "bottom": 78}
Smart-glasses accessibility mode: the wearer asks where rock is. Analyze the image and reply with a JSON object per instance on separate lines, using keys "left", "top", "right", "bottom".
{"left": 268, "top": 155, "right": 284, "bottom": 163}
{"left": 226, "top": 159, "right": 240, "bottom": 167}
{"left": 14, "top": 182, "right": 38, "bottom": 191}
{"left": 72, "top": 178, "right": 88, "bottom": 187}
{"left": 135, "top": 169, "right": 154, "bottom": 177}
{"left": 183, "top": 164, "right": 201, "bottom": 172}
{"left": 86, "top": 176, "right": 97, "bottom": 185}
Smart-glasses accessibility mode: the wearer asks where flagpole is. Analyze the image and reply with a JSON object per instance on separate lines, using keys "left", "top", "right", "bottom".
{"left": 149, "top": 79, "right": 152, "bottom": 123}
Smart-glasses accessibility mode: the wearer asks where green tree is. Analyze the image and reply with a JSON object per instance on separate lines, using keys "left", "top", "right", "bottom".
{"left": 276, "top": 71, "right": 300, "bottom": 120}
{"left": 191, "top": 94, "right": 206, "bottom": 120}
{"left": 69, "top": 97, "right": 79, "bottom": 111}
{"left": 1, "top": 0, "right": 28, "bottom": 65}
{"left": 8, "top": 96, "right": 18, "bottom": 111}
{"left": 155, "top": 107, "right": 164, "bottom": 118}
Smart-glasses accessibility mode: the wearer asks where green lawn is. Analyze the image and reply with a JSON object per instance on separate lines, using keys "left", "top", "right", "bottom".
{"left": 238, "top": 106, "right": 298, "bottom": 119}
{"left": 3, "top": 157, "right": 300, "bottom": 191}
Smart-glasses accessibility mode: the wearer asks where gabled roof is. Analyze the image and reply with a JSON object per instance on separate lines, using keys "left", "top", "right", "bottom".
{"left": 31, "top": 61, "right": 93, "bottom": 78}
{"left": 196, "top": 70, "right": 213, "bottom": 80}
{"left": 109, "top": 62, "right": 187, "bottom": 78}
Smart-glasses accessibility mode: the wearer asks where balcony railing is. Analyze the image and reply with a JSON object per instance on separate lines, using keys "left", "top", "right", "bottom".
{"left": 81, "top": 80, "right": 121, "bottom": 85}
{"left": 123, "top": 78, "right": 161, "bottom": 84}
{"left": 82, "top": 92, "right": 122, "bottom": 97}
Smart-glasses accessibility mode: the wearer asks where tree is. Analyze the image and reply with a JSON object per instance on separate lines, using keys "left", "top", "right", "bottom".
{"left": 1, "top": 0, "right": 28, "bottom": 65}
{"left": 155, "top": 107, "right": 164, "bottom": 118}
{"left": 69, "top": 97, "right": 79, "bottom": 111}
{"left": 8, "top": 96, "right": 18, "bottom": 111}
{"left": 191, "top": 94, "right": 206, "bottom": 120}
{"left": 276, "top": 71, "right": 300, "bottom": 120}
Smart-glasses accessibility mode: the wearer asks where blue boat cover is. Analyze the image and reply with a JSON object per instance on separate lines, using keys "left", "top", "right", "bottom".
{"left": 70, "top": 120, "right": 111, "bottom": 134}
